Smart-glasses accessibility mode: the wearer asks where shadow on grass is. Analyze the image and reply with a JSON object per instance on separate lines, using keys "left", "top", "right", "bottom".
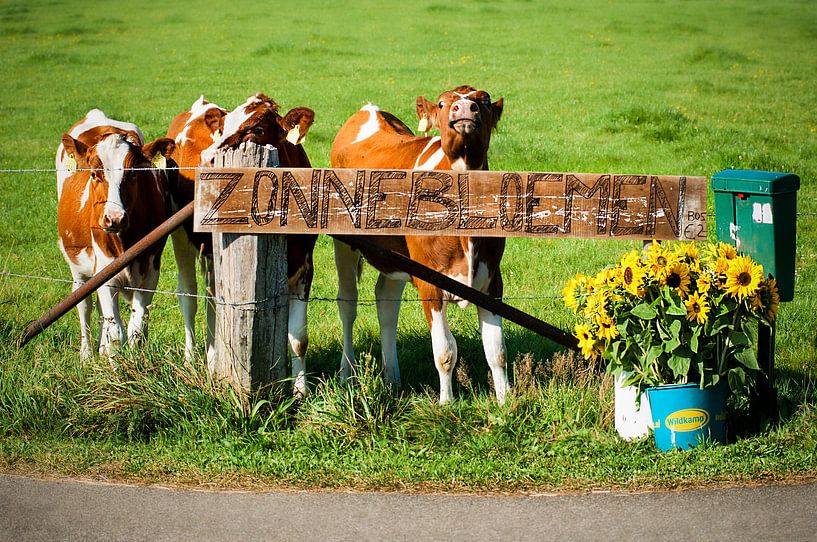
{"left": 301, "top": 322, "right": 563, "bottom": 398}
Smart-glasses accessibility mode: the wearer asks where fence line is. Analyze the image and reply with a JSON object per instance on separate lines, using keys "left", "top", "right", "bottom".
{"left": 0, "top": 271, "right": 565, "bottom": 306}
{"left": 2, "top": 271, "right": 815, "bottom": 310}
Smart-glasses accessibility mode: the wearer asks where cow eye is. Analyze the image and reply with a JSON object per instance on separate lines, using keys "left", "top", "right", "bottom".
{"left": 438, "top": 101, "right": 446, "bottom": 109}
{"left": 90, "top": 171, "right": 98, "bottom": 181}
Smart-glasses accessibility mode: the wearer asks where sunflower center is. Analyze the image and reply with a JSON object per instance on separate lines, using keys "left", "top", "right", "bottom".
{"left": 623, "top": 267, "right": 633, "bottom": 284}
{"left": 738, "top": 272, "right": 752, "bottom": 286}
{"left": 692, "top": 302, "right": 700, "bottom": 313}
{"left": 657, "top": 256, "right": 667, "bottom": 266}
{"left": 666, "top": 273, "right": 681, "bottom": 288}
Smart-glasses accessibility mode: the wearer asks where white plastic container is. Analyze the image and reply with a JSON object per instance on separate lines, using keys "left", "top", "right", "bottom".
{"left": 614, "top": 373, "right": 653, "bottom": 440}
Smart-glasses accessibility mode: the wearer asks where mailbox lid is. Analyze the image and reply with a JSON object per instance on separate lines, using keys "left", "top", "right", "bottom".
{"left": 711, "top": 169, "right": 800, "bottom": 195}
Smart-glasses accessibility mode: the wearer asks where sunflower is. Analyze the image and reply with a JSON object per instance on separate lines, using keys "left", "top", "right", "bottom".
{"left": 592, "top": 267, "right": 619, "bottom": 289}
{"left": 684, "top": 291, "right": 710, "bottom": 324}
{"left": 574, "top": 323, "right": 597, "bottom": 358}
{"left": 583, "top": 289, "right": 610, "bottom": 321}
{"left": 757, "top": 277, "right": 781, "bottom": 322}
{"left": 725, "top": 255, "right": 763, "bottom": 300}
{"left": 562, "top": 275, "right": 582, "bottom": 310}
{"left": 595, "top": 314, "right": 620, "bottom": 341}
{"left": 674, "top": 241, "right": 701, "bottom": 261}
{"left": 716, "top": 242, "right": 738, "bottom": 260}
{"left": 696, "top": 273, "right": 713, "bottom": 295}
{"left": 765, "top": 278, "right": 781, "bottom": 322}
{"left": 662, "top": 261, "right": 691, "bottom": 297}
{"left": 645, "top": 241, "right": 679, "bottom": 280}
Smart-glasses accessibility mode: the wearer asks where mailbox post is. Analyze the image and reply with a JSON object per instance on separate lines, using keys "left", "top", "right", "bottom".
{"left": 712, "top": 169, "right": 800, "bottom": 422}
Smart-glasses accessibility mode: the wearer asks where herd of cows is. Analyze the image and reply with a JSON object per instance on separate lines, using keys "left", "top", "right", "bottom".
{"left": 54, "top": 85, "right": 510, "bottom": 403}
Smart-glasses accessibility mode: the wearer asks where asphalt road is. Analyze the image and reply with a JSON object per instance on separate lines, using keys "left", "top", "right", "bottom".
{"left": 1, "top": 475, "right": 816, "bottom": 541}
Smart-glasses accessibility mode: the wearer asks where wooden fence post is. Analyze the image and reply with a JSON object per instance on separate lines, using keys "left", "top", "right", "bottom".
{"left": 211, "top": 142, "right": 289, "bottom": 392}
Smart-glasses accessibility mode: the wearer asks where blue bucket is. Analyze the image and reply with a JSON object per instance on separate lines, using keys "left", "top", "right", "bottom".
{"left": 646, "top": 383, "right": 727, "bottom": 452}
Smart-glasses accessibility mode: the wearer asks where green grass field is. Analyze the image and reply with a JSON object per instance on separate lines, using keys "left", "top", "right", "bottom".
{"left": 1, "top": 0, "right": 816, "bottom": 491}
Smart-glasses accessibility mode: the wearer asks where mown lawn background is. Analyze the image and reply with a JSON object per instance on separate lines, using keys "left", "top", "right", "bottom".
{"left": 1, "top": 0, "right": 816, "bottom": 491}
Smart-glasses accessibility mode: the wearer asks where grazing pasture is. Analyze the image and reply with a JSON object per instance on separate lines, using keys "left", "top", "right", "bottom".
{"left": 1, "top": 0, "right": 816, "bottom": 490}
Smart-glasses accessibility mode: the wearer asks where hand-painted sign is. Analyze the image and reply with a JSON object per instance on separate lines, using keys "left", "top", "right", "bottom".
{"left": 194, "top": 168, "right": 707, "bottom": 240}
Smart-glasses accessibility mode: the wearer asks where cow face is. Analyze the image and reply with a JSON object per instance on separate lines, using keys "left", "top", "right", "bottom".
{"left": 61, "top": 133, "right": 175, "bottom": 233}
{"left": 201, "top": 94, "right": 315, "bottom": 166}
{"left": 416, "top": 85, "right": 503, "bottom": 168}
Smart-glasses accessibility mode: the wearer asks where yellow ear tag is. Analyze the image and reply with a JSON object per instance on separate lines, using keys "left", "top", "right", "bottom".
{"left": 151, "top": 154, "right": 167, "bottom": 170}
{"left": 286, "top": 125, "right": 301, "bottom": 145}
{"left": 65, "top": 153, "right": 77, "bottom": 173}
{"left": 417, "top": 116, "right": 429, "bottom": 134}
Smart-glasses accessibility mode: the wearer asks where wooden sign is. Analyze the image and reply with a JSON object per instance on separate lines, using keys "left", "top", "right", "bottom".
{"left": 194, "top": 168, "right": 708, "bottom": 241}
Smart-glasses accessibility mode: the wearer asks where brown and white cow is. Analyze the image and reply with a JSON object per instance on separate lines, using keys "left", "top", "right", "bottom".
{"left": 56, "top": 110, "right": 175, "bottom": 359}
{"left": 167, "top": 94, "right": 317, "bottom": 396}
{"left": 330, "top": 85, "right": 509, "bottom": 404}
{"left": 165, "top": 96, "right": 227, "bottom": 364}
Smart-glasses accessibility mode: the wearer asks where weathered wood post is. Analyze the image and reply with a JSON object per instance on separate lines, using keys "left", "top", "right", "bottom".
{"left": 211, "top": 142, "right": 289, "bottom": 392}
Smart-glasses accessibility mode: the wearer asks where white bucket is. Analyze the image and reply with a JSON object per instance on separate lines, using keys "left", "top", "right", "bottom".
{"left": 614, "top": 373, "right": 653, "bottom": 440}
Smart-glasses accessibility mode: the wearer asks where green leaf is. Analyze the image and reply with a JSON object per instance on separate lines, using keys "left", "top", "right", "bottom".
{"left": 631, "top": 303, "right": 658, "bottom": 320}
{"left": 667, "top": 302, "right": 688, "bottom": 316}
{"left": 728, "top": 367, "right": 747, "bottom": 393}
{"left": 646, "top": 345, "right": 663, "bottom": 365}
{"left": 730, "top": 330, "right": 751, "bottom": 347}
{"left": 735, "top": 346, "right": 760, "bottom": 370}
{"left": 690, "top": 327, "right": 701, "bottom": 353}
{"left": 668, "top": 352, "right": 691, "bottom": 379}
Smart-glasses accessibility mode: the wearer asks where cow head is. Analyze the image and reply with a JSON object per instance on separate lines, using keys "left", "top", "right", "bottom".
{"left": 201, "top": 94, "right": 315, "bottom": 167}
{"left": 416, "top": 85, "right": 503, "bottom": 169}
{"left": 61, "top": 133, "right": 175, "bottom": 233}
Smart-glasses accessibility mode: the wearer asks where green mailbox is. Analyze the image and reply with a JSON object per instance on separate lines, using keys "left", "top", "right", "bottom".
{"left": 712, "top": 170, "right": 800, "bottom": 302}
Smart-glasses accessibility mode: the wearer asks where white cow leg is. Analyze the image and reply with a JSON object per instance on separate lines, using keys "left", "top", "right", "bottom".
{"left": 97, "top": 284, "right": 125, "bottom": 359}
{"left": 334, "top": 238, "right": 360, "bottom": 380}
{"left": 429, "top": 304, "right": 457, "bottom": 404}
{"left": 72, "top": 274, "right": 94, "bottom": 361}
{"left": 478, "top": 306, "right": 510, "bottom": 404}
{"left": 202, "top": 254, "right": 217, "bottom": 373}
{"left": 128, "top": 263, "right": 160, "bottom": 348}
{"left": 171, "top": 228, "right": 198, "bottom": 361}
{"left": 289, "top": 293, "right": 309, "bottom": 398}
{"left": 375, "top": 274, "right": 405, "bottom": 389}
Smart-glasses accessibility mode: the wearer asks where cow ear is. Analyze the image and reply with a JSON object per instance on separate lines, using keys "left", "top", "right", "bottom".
{"left": 143, "top": 137, "right": 176, "bottom": 169}
{"left": 490, "top": 97, "right": 504, "bottom": 130}
{"left": 280, "top": 107, "right": 315, "bottom": 145}
{"left": 61, "top": 134, "right": 89, "bottom": 170}
{"left": 204, "top": 108, "right": 225, "bottom": 137}
{"left": 415, "top": 96, "right": 438, "bottom": 133}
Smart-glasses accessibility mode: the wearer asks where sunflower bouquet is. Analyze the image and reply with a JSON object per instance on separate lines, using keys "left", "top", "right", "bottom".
{"left": 563, "top": 240, "right": 780, "bottom": 395}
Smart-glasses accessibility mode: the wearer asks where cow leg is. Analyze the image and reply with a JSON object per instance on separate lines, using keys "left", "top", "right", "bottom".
{"left": 478, "top": 306, "right": 510, "bottom": 404}
{"left": 71, "top": 273, "right": 94, "bottom": 361}
{"left": 202, "top": 253, "right": 217, "bottom": 372}
{"left": 425, "top": 298, "right": 457, "bottom": 404}
{"left": 128, "top": 262, "right": 160, "bottom": 348}
{"left": 97, "top": 284, "right": 125, "bottom": 358}
{"left": 171, "top": 228, "right": 198, "bottom": 361}
{"left": 334, "top": 238, "right": 360, "bottom": 380}
{"left": 375, "top": 274, "right": 405, "bottom": 389}
{"left": 289, "top": 287, "right": 309, "bottom": 398}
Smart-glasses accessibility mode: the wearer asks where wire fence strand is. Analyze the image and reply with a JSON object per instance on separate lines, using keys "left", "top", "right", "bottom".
{"left": 2, "top": 270, "right": 815, "bottom": 311}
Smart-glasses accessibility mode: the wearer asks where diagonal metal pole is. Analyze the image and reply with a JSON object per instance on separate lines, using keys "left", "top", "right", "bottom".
{"left": 331, "top": 235, "right": 579, "bottom": 351}
{"left": 16, "top": 202, "right": 195, "bottom": 350}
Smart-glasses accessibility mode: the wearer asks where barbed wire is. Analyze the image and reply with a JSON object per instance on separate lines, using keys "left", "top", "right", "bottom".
{"left": 0, "top": 271, "right": 567, "bottom": 306}
{"left": 2, "top": 271, "right": 815, "bottom": 311}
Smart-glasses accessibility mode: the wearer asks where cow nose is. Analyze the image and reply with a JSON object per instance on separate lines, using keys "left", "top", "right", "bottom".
{"left": 101, "top": 210, "right": 128, "bottom": 232}
{"left": 448, "top": 99, "right": 481, "bottom": 134}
